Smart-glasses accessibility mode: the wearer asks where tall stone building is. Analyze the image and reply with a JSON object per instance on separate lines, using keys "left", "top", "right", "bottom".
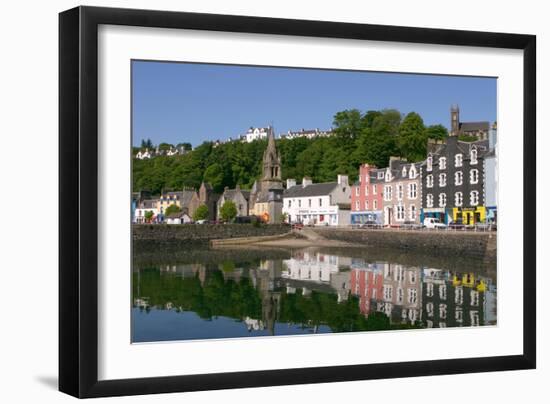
{"left": 249, "top": 129, "right": 284, "bottom": 223}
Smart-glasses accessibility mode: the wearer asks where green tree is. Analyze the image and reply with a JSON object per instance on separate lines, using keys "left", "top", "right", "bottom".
{"left": 397, "top": 112, "right": 427, "bottom": 162}
{"left": 193, "top": 204, "right": 209, "bottom": 221}
{"left": 426, "top": 124, "right": 448, "bottom": 141}
{"left": 219, "top": 200, "right": 238, "bottom": 222}
{"left": 353, "top": 109, "right": 401, "bottom": 168}
{"left": 140, "top": 138, "right": 153, "bottom": 149}
{"left": 144, "top": 210, "right": 154, "bottom": 222}
{"left": 332, "top": 109, "right": 363, "bottom": 143}
{"left": 158, "top": 142, "right": 174, "bottom": 151}
{"left": 176, "top": 142, "right": 193, "bottom": 151}
{"left": 203, "top": 163, "right": 225, "bottom": 193}
{"left": 164, "top": 204, "right": 181, "bottom": 217}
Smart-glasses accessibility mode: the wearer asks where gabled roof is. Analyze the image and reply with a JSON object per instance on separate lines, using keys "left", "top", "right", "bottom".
{"left": 459, "top": 121, "right": 490, "bottom": 133}
{"left": 284, "top": 182, "right": 338, "bottom": 198}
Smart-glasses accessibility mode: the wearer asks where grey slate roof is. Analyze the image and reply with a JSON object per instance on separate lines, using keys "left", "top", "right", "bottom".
{"left": 459, "top": 121, "right": 490, "bottom": 133}
{"left": 284, "top": 182, "right": 338, "bottom": 198}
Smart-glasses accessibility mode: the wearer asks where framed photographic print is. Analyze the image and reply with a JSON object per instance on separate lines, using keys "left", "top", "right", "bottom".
{"left": 59, "top": 6, "right": 536, "bottom": 398}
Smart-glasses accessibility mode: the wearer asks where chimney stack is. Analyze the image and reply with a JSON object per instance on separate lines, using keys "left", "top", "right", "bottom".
{"left": 286, "top": 178, "right": 296, "bottom": 189}
{"left": 337, "top": 174, "right": 349, "bottom": 186}
{"left": 302, "top": 177, "right": 313, "bottom": 187}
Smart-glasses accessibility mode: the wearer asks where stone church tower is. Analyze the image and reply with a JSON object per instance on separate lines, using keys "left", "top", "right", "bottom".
{"left": 261, "top": 127, "right": 282, "bottom": 190}
{"left": 249, "top": 127, "right": 283, "bottom": 223}
{"left": 451, "top": 104, "right": 460, "bottom": 136}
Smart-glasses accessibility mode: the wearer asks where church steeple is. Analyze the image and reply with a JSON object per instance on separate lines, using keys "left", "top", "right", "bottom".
{"left": 262, "top": 126, "right": 281, "bottom": 181}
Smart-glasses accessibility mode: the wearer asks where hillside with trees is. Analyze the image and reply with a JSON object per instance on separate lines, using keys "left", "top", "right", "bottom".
{"left": 133, "top": 109, "right": 448, "bottom": 194}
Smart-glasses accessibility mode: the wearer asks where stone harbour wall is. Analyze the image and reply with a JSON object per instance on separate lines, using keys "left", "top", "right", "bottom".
{"left": 312, "top": 227, "right": 497, "bottom": 262}
{"left": 133, "top": 223, "right": 291, "bottom": 244}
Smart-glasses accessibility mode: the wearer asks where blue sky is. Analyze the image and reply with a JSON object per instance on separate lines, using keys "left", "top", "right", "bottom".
{"left": 132, "top": 60, "right": 496, "bottom": 147}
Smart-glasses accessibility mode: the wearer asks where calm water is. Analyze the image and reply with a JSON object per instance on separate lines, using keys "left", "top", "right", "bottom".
{"left": 132, "top": 246, "right": 496, "bottom": 342}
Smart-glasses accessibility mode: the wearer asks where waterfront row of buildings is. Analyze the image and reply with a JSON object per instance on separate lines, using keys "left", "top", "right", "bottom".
{"left": 134, "top": 106, "right": 497, "bottom": 226}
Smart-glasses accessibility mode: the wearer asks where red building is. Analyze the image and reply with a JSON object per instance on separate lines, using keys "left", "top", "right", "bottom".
{"left": 351, "top": 163, "right": 385, "bottom": 225}
{"left": 350, "top": 262, "right": 384, "bottom": 316}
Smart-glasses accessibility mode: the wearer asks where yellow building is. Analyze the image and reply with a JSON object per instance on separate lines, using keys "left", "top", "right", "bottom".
{"left": 451, "top": 206, "right": 486, "bottom": 225}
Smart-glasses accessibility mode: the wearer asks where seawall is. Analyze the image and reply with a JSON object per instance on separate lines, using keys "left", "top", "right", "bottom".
{"left": 133, "top": 223, "right": 291, "bottom": 245}
{"left": 310, "top": 227, "right": 497, "bottom": 263}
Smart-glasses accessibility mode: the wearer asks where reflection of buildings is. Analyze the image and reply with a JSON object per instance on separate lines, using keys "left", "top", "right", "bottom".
{"left": 376, "top": 263, "right": 422, "bottom": 324}
{"left": 350, "top": 260, "right": 384, "bottom": 315}
{"left": 421, "top": 268, "right": 490, "bottom": 328}
{"left": 282, "top": 251, "right": 352, "bottom": 302}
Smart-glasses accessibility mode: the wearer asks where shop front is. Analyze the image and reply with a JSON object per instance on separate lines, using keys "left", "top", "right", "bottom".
{"left": 420, "top": 208, "right": 448, "bottom": 224}
{"left": 451, "top": 207, "right": 486, "bottom": 225}
{"left": 351, "top": 210, "right": 383, "bottom": 225}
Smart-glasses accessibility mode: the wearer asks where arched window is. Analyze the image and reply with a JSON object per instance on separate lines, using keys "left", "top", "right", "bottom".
{"left": 455, "top": 171, "right": 463, "bottom": 186}
{"left": 426, "top": 194, "right": 434, "bottom": 208}
{"left": 427, "top": 155, "right": 433, "bottom": 171}
{"left": 470, "top": 190, "right": 479, "bottom": 206}
{"left": 402, "top": 166, "right": 407, "bottom": 177}
{"left": 455, "top": 153, "right": 463, "bottom": 167}
{"left": 455, "top": 192, "right": 463, "bottom": 207}
{"left": 439, "top": 173, "right": 447, "bottom": 187}
{"left": 426, "top": 174, "right": 434, "bottom": 188}
{"left": 470, "top": 147, "right": 478, "bottom": 165}
{"left": 470, "top": 169, "right": 479, "bottom": 184}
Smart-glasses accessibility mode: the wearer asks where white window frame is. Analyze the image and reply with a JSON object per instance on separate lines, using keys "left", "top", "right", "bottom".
{"left": 439, "top": 193, "right": 446, "bottom": 208}
{"left": 470, "top": 190, "right": 479, "bottom": 206}
{"left": 455, "top": 191, "right": 463, "bottom": 207}
{"left": 439, "top": 157, "right": 446, "bottom": 170}
{"left": 455, "top": 153, "right": 463, "bottom": 167}
{"left": 426, "top": 193, "right": 434, "bottom": 208}
{"left": 396, "top": 204, "right": 405, "bottom": 221}
{"left": 439, "top": 173, "right": 446, "bottom": 187}
{"left": 470, "top": 168, "right": 479, "bottom": 184}
{"left": 355, "top": 200, "right": 360, "bottom": 211}
{"left": 426, "top": 174, "right": 433, "bottom": 188}
{"left": 455, "top": 171, "right": 463, "bottom": 186}
{"left": 365, "top": 200, "right": 369, "bottom": 210}
{"left": 355, "top": 187, "right": 359, "bottom": 196}
{"left": 372, "top": 184, "right": 377, "bottom": 195}
{"left": 384, "top": 185, "right": 392, "bottom": 201}
{"left": 409, "top": 205, "right": 417, "bottom": 220}
{"left": 470, "top": 147, "right": 478, "bottom": 165}
{"left": 373, "top": 200, "right": 378, "bottom": 210}
{"left": 397, "top": 183, "right": 404, "bottom": 200}
{"left": 427, "top": 155, "right": 433, "bottom": 172}
{"left": 408, "top": 182, "right": 417, "bottom": 199}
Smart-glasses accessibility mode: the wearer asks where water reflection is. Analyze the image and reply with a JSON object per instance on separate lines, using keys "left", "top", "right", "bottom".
{"left": 132, "top": 248, "right": 496, "bottom": 342}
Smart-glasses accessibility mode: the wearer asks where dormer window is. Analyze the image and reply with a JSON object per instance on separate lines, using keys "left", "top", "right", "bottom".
{"left": 378, "top": 171, "right": 384, "bottom": 179}
{"left": 439, "top": 157, "right": 447, "bottom": 170}
{"left": 409, "top": 165, "right": 417, "bottom": 179}
{"left": 427, "top": 155, "right": 433, "bottom": 172}
{"left": 385, "top": 169, "right": 392, "bottom": 182}
{"left": 470, "top": 147, "right": 478, "bottom": 165}
{"left": 402, "top": 166, "right": 407, "bottom": 177}
{"left": 365, "top": 175, "right": 369, "bottom": 184}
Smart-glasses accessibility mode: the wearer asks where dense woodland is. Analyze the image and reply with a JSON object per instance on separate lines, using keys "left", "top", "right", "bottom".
{"left": 133, "top": 109, "right": 449, "bottom": 195}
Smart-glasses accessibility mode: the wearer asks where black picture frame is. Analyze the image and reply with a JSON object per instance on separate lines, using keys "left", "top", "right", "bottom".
{"left": 59, "top": 5, "right": 536, "bottom": 398}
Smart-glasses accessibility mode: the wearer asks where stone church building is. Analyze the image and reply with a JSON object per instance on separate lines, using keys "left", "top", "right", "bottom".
{"left": 249, "top": 130, "right": 284, "bottom": 223}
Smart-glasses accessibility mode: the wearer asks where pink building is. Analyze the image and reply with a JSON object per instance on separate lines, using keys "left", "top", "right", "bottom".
{"left": 350, "top": 262, "right": 384, "bottom": 316}
{"left": 351, "top": 163, "right": 385, "bottom": 225}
